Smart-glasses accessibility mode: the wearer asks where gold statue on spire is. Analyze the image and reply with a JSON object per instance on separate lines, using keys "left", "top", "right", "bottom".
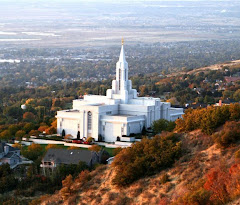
{"left": 121, "top": 37, "right": 124, "bottom": 45}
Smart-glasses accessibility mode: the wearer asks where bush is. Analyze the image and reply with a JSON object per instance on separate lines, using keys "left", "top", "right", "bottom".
{"left": 111, "top": 133, "right": 181, "bottom": 186}
{"left": 174, "top": 188, "right": 211, "bottom": 205}
{"left": 175, "top": 104, "right": 240, "bottom": 134}
{"left": 152, "top": 119, "right": 176, "bottom": 133}
{"left": 160, "top": 173, "right": 169, "bottom": 184}
{"left": 86, "top": 137, "right": 94, "bottom": 143}
{"left": 235, "top": 150, "right": 240, "bottom": 159}
{"left": 214, "top": 121, "right": 240, "bottom": 148}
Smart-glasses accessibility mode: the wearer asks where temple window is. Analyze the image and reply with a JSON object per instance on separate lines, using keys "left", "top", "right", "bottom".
{"left": 87, "top": 111, "right": 92, "bottom": 130}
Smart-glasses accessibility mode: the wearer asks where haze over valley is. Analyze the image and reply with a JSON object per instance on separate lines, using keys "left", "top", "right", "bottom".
{"left": 0, "top": 0, "right": 240, "bottom": 48}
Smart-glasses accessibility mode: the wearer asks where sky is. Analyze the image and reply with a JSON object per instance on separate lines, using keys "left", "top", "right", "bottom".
{"left": 0, "top": 0, "right": 233, "bottom": 2}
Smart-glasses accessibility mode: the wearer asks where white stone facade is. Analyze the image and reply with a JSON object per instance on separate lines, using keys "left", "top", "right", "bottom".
{"left": 56, "top": 43, "right": 184, "bottom": 142}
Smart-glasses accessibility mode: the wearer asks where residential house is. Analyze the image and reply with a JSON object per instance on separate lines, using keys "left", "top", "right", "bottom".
{"left": 41, "top": 148, "right": 105, "bottom": 175}
{"left": 0, "top": 142, "right": 21, "bottom": 168}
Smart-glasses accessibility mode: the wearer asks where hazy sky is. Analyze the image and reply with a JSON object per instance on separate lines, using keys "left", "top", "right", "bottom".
{"left": 0, "top": 0, "right": 233, "bottom": 2}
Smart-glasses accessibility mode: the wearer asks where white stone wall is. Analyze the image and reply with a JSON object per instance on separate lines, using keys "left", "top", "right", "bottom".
{"left": 104, "top": 122, "right": 122, "bottom": 142}
{"left": 129, "top": 122, "right": 142, "bottom": 134}
{"left": 169, "top": 108, "right": 184, "bottom": 121}
{"left": 61, "top": 119, "right": 80, "bottom": 137}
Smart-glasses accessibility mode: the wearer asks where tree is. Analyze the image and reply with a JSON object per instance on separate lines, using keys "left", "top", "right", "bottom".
{"left": 204, "top": 168, "right": 230, "bottom": 204}
{"left": 15, "top": 130, "right": 26, "bottom": 140}
{"left": 46, "top": 144, "right": 59, "bottom": 150}
{"left": 0, "top": 130, "right": 12, "bottom": 140}
{"left": 152, "top": 119, "right": 169, "bottom": 133}
{"left": 112, "top": 133, "right": 181, "bottom": 186}
{"left": 23, "top": 112, "right": 36, "bottom": 122}
{"left": 233, "top": 89, "right": 240, "bottom": 102}
{"left": 29, "top": 130, "right": 40, "bottom": 136}
{"left": 4, "top": 106, "right": 23, "bottom": 120}
{"left": 38, "top": 125, "right": 49, "bottom": 133}
{"left": 51, "top": 119, "right": 57, "bottom": 129}
{"left": 23, "top": 123, "right": 35, "bottom": 133}
{"left": 152, "top": 119, "right": 176, "bottom": 133}
{"left": 229, "top": 103, "right": 240, "bottom": 120}
{"left": 45, "top": 126, "right": 56, "bottom": 135}
{"left": 77, "top": 131, "right": 80, "bottom": 139}
{"left": 22, "top": 143, "right": 43, "bottom": 161}
{"left": 8, "top": 124, "right": 20, "bottom": 135}
{"left": 62, "top": 129, "right": 66, "bottom": 137}
{"left": 60, "top": 175, "right": 73, "bottom": 200}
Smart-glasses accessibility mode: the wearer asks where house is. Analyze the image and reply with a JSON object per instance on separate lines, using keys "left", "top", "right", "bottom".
{"left": 225, "top": 76, "right": 240, "bottom": 84}
{"left": 0, "top": 142, "right": 22, "bottom": 168}
{"left": 56, "top": 41, "right": 184, "bottom": 142}
{"left": 214, "top": 99, "right": 235, "bottom": 107}
{"left": 41, "top": 148, "right": 103, "bottom": 174}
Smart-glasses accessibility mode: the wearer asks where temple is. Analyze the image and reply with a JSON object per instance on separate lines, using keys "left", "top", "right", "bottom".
{"left": 56, "top": 41, "right": 184, "bottom": 142}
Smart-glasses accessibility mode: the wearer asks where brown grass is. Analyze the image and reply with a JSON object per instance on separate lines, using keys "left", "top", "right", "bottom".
{"left": 38, "top": 130, "right": 240, "bottom": 205}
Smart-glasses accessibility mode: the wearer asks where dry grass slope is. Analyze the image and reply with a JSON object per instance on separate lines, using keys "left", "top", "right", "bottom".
{"left": 40, "top": 129, "right": 240, "bottom": 205}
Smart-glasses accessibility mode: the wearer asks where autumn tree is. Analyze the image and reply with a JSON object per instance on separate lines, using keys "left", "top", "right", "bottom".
{"left": 23, "top": 112, "right": 36, "bottom": 122}
{"left": 45, "top": 126, "right": 56, "bottom": 135}
{"left": 0, "top": 130, "right": 11, "bottom": 140}
{"left": 8, "top": 124, "right": 20, "bottom": 135}
{"left": 204, "top": 167, "right": 230, "bottom": 204}
{"left": 22, "top": 143, "right": 43, "bottom": 161}
{"left": 214, "top": 121, "right": 240, "bottom": 147}
{"left": 46, "top": 144, "right": 59, "bottom": 150}
{"left": 112, "top": 133, "right": 181, "bottom": 186}
{"left": 88, "top": 145, "right": 101, "bottom": 152}
{"left": 60, "top": 175, "right": 74, "bottom": 200}
{"left": 23, "top": 123, "right": 36, "bottom": 133}
{"left": 29, "top": 130, "right": 40, "bottom": 136}
{"left": 38, "top": 125, "right": 49, "bottom": 133}
{"left": 15, "top": 130, "right": 26, "bottom": 140}
{"left": 233, "top": 89, "right": 240, "bottom": 102}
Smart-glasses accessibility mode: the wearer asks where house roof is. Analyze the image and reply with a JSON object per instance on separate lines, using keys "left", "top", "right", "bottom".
{"left": 4, "top": 152, "right": 21, "bottom": 159}
{"left": 0, "top": 142, "right": 19, "bottom": 153}
{"left": 225, "top": 76, "right": 240, "bottom": 83}
{"left": 42, "top": 148, "right": 93, "bottom": 165}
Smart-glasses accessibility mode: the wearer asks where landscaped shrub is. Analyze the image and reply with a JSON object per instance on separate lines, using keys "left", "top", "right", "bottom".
{"left": 111, "top": 133, "right": 181, "bottom": 186}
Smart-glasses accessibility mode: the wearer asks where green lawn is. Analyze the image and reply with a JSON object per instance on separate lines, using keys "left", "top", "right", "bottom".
{"left": 102, "top": 147, "right": 115, "bottom": 156}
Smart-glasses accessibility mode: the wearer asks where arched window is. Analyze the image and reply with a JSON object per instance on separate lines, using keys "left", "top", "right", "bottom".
{"left": 87, "top": 111, "right": 92, "bottom": 130}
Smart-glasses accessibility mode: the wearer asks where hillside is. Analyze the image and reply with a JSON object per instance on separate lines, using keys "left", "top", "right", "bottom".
{"left": 167, "top": 59, "right": 240, "bottom": 77}
{"left": 36, "top": 122, "right": 240, "bottom": 204}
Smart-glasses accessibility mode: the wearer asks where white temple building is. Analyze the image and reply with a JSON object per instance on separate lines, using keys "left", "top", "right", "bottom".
{"left": 56, "top": 41, "right": 184, "bottom": 142}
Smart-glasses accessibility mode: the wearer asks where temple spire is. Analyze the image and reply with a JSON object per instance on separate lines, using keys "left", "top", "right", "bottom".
{"left": 119, "top": 38, "right": 126, "bottom": 62}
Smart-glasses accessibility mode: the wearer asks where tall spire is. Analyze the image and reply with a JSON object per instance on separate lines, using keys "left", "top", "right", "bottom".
{"left": 119, "top": 38, "right": 126, "bottom": 62}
